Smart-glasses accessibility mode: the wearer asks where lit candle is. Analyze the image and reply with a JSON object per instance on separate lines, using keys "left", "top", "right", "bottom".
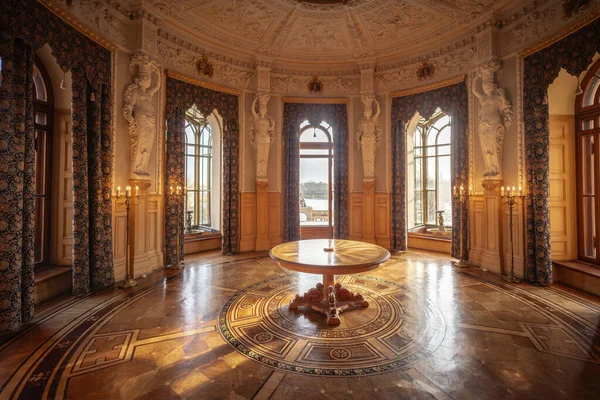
{"left": 176, "top": 185, "right": 181, "bottom": 196}
{"left": 469, "top": 185, "right": 473, "bottom": 195}
{"left": 453, "top": 185, "right": 457, "bottom": 196}
{"left": 512, "top": 186, "right": 516, "bottom": 197}
{"left": 126, "top": 185, "right": 131, "bottom": 198}
{"left": 460, "top": 185, "right": 464, "bottom": 196}
{"left": 519, "top": 185, "right": 523, "bottom": 196}
{"left": 135, "top": 185, "right": 139, "bottom": 197}
{"left": 170, "top": 185, "right": 174, "bottom": 195}
{"left": 183, "top": 187, "right": 187, "bottom": 196}
{"left": 117, "top": 185, "right": 120, "bottom": 198}
{"left": 501, "top": 186, "right": 504, "bottom": 197}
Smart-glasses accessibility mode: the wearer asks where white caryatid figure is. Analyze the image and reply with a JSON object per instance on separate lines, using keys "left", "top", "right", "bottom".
{"left": 356, "top": 94, "right": 381, "bottom": 181}
{"left": 250, "top": 92, "right": 275, "bottom": 181}
{"left": 472, "top": 61, "right": 512, "bottom": 180}
{"left": 123, "top": 54, "right": 161, "bottom": 180}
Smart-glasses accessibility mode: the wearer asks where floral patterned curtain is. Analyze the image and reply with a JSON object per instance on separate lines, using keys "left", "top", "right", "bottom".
{"left": 282, "top": 102, "right": 349, "bottom": 241}
{"left": 523, "top": 17, "right": 600, "bottom": 285}
{"left": 0, "top": 0, "right": 114, "bottom": 331}
{"left": 165, "top": 76, "right": 240, "bottom": 259}
{"left": 391, "top": 82, "right": 469, "bottom": 258}
{"left": 0, "top": 39, "right": 36, "bottom": 332}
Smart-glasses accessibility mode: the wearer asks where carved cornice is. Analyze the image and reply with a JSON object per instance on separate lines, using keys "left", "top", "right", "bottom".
{"left": 167, "top": 70, "right": 243, "bottom": 96}
{"left": 519, "top": 5, "right": 600, "bottom": 58}
{"left": 36, "top": 0, "right": 117, "bottom": 52}
{"left": 389, "top": 75, "right": 466, "bottom": 98}
{"left": 282, "top": 97, "right": 349, "bottom": 104}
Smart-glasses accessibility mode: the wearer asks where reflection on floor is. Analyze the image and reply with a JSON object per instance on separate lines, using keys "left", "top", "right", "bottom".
{"left": 1, "top": 250, "right": 600, "bottom": 399}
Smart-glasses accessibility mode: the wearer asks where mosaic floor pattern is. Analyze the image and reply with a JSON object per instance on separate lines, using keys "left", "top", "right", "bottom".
{"left": 1, "top": 251, "right": 600, "bottom": 399}
{"left": 219, "top": 275, "right": 445, "bottom": 376}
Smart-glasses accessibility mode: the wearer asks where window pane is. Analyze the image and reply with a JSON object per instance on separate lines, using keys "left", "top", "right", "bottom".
{"left": 414, "top": 127, "right": 422, "bottom": 146}
{"left": 33, "top": 64, "right": 47, "bottom": 102}
{"left": 438, "top": 145, "right": 450, "bottom": 156}
{"left": 582, "top": 135, "right": 594, "bottom": 196}
{"left": 583, "top": 76, "right": 599, "bottom": 107}
{"left": 414, "top": 147, "right": 422, "bottom": 157}
{"left": 186, "top": 156, "right": 195, "bottom": 189}
{"left": 300, "top": 128, "right": 329, "bottom": 143}
{"left": 415, "top": 190, "right": 423, "bottom": 225}
{"left": 300, "top": 157, "right": 330, "bottom": 226}
{"left": 426, "top": 191, "right": 436, "bottom": 224}
{"left": 437, "top": 156, "right": 452, "bottom": 226}
{"left": 426, "top": 129, "right": 437, "bottom": 146}
{"left": 583, "top": 196, "right": 596, "bottom": 258}
{"left": 426, "top": 157, "right": 436, "bottom": 190}
{"left": 415, "top": 157, "right": 422, "bottom": 191}
{"left": 437, "top": 126, "right": 451, "bottom": 144}
{"left": 426, "top": 147, "right": 436, "bottom": 156}
{"left": 35, "top": 112, "right": 47, "bottom": 125}
{"left": 433, "top": 115, "right": 450, "bottom": 131}
{"left": 300, "top": 148, "right": 329, "bottom": 156}
{"left": 582, "top": 119, "right": 594, "bottom": 130}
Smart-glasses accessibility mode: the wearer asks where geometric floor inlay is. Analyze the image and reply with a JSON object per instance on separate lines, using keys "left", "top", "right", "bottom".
{"left": 219, "top": 274, "right": 446, "bottom": 376}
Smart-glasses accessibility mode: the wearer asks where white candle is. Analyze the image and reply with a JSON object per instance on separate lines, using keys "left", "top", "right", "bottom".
{"left": 126, "top": 185, "right": 131, "bottom": 198}
{"left": 469, "top": 185, "right": 473, "bottom": 195}
{"left": 519, "top": 185, "right": 523, "bottom": 196}
{"left": 117, "top": 186, "right": 120, "bottom": 198}
{"left": 135, "top": 185, "right": 139, "bottom": 197}
{"left": 501, "top": 186, "right": 504, "bottom": 197}
{"left": 170, "top": 186, "right": 174, "bottom": 195}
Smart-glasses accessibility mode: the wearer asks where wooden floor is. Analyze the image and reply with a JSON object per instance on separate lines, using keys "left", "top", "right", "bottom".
{"left": 1, "top": 250, "right": 600, "bottom": 399}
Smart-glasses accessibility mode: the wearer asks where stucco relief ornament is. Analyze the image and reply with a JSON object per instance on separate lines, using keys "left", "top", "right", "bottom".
{"left": 196, "top": 55, "right": 214, "bottom": 78}
{"left": 307, "top": 76, "right": 323, "bottom": 94}
{"left": 473, "top": 61, "right": 512, "bottom": 180}
{"left": 356, "top": 94, "right": 381, "bottom": 181}
{"left": 122, "top": 54, "right": 161, "bottom": 180}
{"left": 249, "top": 92, "right": 275, "bottom": 182}
{"left": 416, "top": 60, "right": 436, "bottom": 80}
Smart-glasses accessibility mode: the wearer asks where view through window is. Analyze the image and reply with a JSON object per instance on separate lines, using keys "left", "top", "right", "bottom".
{"left": 299, "top": 120, "right": 334, "bottom": 228}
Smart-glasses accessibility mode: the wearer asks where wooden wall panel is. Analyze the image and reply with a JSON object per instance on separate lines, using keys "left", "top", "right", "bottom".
{"left": 52, "top": 111, "right": 73, "bottom": 266}
{"left": 268, "top": 192, "right": 282, "bottom": 247}
{"left": 548, "top": 115, "right": 576, "bottom": 260}
{"left": 349, "top": 193, "right": 363, "bottom": 240}
{"left": 375, "top": 194, "right": 391, "bottom": 249}
{"left": 240, "top": 192, "right": 257, "bottom": 252}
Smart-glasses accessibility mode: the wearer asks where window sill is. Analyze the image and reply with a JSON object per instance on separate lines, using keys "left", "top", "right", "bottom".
{"left": 553, "top": 260, "right": 600, "bottom": 279}
{"left": 34, "top": 265, "right": 71, "bottom": 284}
{"left": 184, "top": 231, "right": 222, "bottom": 243}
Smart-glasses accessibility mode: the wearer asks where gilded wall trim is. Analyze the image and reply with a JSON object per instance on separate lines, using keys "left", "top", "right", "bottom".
{"left": 389, "top": 75, "right": 466, "bottom": 98}
{"left": 519, "top": 6, "right": 600, "bottom": 58}
{"left": 36, "top": 0, "right": 117, "bottom": 52}
{"left": 282, "top": 97, "right": 349, "bottom": 104}
{"left": 167, "top": 70, "right": 243, "bottom": 96}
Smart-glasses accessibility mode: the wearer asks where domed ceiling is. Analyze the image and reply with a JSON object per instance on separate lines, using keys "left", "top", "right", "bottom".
{"left": 149, "top": 0, "right": 520, "bottom": 67}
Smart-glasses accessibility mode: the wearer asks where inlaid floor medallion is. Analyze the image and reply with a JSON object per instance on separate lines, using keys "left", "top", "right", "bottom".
{"left": 218, "top": 274, "right": 446, "bottom": 376}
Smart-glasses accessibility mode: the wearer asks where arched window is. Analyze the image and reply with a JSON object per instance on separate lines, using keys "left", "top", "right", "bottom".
{"left": 576, "top": 58, "right": 600, "bottom": 264}
{"left": 299, "top": 120, "right": 334, "bottom": 235}
{"left": 32, "top": 57, "right": 54, "bottom": 269}
{"left": 185, "top": 105, "right": 213, "bottom": 228}
{"left": 412, "top": 111, "right": 452, "bottom": 229}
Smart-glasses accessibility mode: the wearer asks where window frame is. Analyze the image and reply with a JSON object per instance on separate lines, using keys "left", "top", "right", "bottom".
{"left": 32, "top": 56, "right": 54, "bottom": 270}
{"left": 413, "top": 112, "right": 451, "bottom": 228}
{"left": 299, "top": 123, "right": 334, "bottom": 232}
{"left": 184, "top": 108, "right": 213, "bottom": 228}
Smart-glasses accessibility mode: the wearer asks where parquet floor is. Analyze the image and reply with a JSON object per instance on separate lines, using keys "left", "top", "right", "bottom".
{"left": 1, "top": 250, "right": 600, "bottom": 399}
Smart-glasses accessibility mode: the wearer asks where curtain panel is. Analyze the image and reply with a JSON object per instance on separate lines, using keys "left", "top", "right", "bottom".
{"left": 164, "top": 76, "right": 240, "bottom": 258}
{"left": 523, "top": 17, "right": 600, "bottom": 285}
{"left": 0, "top": 0, "right": 114, "bottom": 331}
{"left": 390, "top": 82, "right": 469, "bottom": 258}
{"left": 282, "top": 102, "right": 349, "bottom": 242}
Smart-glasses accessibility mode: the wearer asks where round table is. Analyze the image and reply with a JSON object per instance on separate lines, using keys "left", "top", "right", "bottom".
{"left": 269, "top": 239, "right": 390, "bottom": 325}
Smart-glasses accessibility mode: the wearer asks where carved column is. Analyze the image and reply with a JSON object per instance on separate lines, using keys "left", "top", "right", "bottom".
{"left": 358, "top": 64, "right": 378, "bottom": 243}
{"left": 253, "top": 63, "right": 274, "bottom": 251}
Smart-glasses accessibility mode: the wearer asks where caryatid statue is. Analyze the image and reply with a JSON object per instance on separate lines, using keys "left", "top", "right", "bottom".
{"left": 249, "top": 91, "right": 275, "bottom": 182}
{"left": 472, "top": 61, "right": 512, "bottom": 180}
{"left": 123, "top": 54, "right": 161, "bottom": 180}
{"left": 356, "top": 94, "right": 381, "bottom": 181}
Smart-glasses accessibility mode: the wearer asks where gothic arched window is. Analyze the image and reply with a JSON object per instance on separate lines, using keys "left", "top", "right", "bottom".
{"left": 185, "top": 106, "right": 213, "bottom": 228}
{"left": 299, "top": 120, "right": 334, "bottom": 236}
{"left": 412, "top": 111, "right": 452, "bottom": 228}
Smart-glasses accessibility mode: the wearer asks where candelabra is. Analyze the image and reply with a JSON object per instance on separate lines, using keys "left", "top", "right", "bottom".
{"left": 169, "top": 185, "right": 186, "bottom": 269}
{"left": 452, "top": 184, "right": 471, "bottom": 268}
{"left": 500, "top": 185, "right": 524, "bottom": 283}
{"left": 116, "top": 184, "right": 141, "bottom": 288}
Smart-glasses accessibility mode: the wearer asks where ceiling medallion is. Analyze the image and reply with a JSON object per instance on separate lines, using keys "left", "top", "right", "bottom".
{"left": 416, "top": 60, "right": 436, "bottom": 81}
{"left": 307, "top": 76, "right": 323, "bottom": 93}
{"left": 196, "top": 55, "right": 214, "bottom": 78}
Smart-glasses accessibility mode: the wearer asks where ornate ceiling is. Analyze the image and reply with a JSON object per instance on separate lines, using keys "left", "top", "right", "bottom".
{"left": 148, "top": 0, "right": 520, "bottom": 67}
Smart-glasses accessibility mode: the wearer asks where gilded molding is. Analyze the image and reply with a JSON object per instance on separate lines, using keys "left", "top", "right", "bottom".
{"left": 36, "top": 0, "right": 117, "bottom": 52}
{"left": 389, "top": 75, "right": 466, "bottom": 98}
{"left": 519, "top": 6, "right": 600, "bottom": 58}
{"left": 166, "top": 70, "right": 243, "bottom": 96}
{"left": 282, "top": 97, "right": 349, "bottom": 104}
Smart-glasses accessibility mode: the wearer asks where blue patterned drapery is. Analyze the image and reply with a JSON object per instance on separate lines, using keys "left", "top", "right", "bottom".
{"left": 165, "top": 76, "right": 240, "bottom": 259}
{"left": 391, "top": 82, "right": 469, "bottom": 258}
{"left": 282, "top": 102, "right": 349, "bottom": 242}
{"left": 522, "top": 16, "right": 600, "bottom": 284}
